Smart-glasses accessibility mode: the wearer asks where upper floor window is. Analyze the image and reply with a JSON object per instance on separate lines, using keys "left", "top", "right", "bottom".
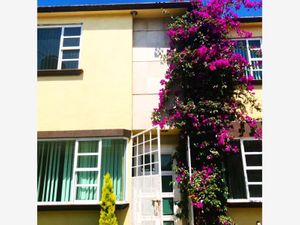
{"left": 234, "top": 38, "right": 262, "bottom": 80}
{"left": 37, "top": 138, "right": 126, "bottom": 204}
{"left": 224, "top": 139, "right": 262, "bottom": 202}
{"left": 38, "top": 25, "right": 82, "bottom": 70}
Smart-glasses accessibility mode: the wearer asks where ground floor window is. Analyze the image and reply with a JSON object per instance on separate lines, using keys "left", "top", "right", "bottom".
{"left": 225, "top": 139, "right": 262, "bottom": 202}
{"left": 37, "top": 138, "right": 126, "bottom": 204}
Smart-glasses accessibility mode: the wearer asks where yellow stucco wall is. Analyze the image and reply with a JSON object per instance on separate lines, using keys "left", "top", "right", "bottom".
{"left": 38, "top": 208, "right": 129, "bottom": 225}
{"left": 38, "top": 14, "right": 133, "bottom": 131}
{"left": 249, "top": 85, "right": 262, "bottom": 119}
{"left": 228, "top": 207, "right": 262, "bottom": 225}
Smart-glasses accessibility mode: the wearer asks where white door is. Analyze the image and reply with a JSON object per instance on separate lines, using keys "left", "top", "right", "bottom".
{"left": 131, "top": 126, "right": 162, "bottom": 225}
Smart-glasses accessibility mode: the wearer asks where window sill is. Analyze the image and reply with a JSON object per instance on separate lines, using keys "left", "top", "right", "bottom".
{"left": 38, "top": 69, "right": 83, "bottom": 76}
{"left": 227, "top": 201, "right": 262, "bottom": 208}
{"left": 253, "top": 79, "right": 262, "bottom": 85}
{"left": 37, "top": 202, "right": 129, "bottom": 211}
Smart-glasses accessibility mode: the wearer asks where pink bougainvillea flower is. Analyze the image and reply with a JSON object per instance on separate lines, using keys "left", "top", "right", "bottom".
{"left": 160, "top": 79, "right": 166, "bottom": 85}
{"left": 193, "top": 202, "right": 204, "bottom": 209}
{"left": 188, "top": 26, "right": 198, "bottom": 35}
{"left": 166, "top": 29, "right": 177, "bottom": 37}
{"left": 196, "top": 45, "right": 208, "bottom": 58}
{"left": 209, "top": 63, "right": 217, "bottom": 71}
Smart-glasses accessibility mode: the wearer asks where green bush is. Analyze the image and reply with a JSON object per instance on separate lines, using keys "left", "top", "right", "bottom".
{"left": 99, "top": 173, "right": 118, "bottom": 225}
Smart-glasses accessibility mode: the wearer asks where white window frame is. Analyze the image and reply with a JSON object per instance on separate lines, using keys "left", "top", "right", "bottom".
{"left": 161, "top": 151, "right": 177, "bottom": 224}
{"left": 131, "top": 127, "right": 161, "bottom": 177}
{"left": 227, "top": 137, "right": 262, "bottom": 203}
{"left": 37, "top": 24, "right": 82, "bottom": 70}
{"left": 37, "top": 137, "right": 128, "bottom": 206}
{"left": 233, "top": 37, "right": 262, "bottom": 80}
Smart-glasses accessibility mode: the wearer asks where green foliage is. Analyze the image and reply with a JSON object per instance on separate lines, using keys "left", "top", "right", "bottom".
{"left": 99, "top": 173, "right": 118, "bottom": 225}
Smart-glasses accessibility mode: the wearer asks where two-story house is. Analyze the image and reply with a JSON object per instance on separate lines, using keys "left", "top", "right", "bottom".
{"left": 37, "top": 2, "right": 262, "bottom": 225}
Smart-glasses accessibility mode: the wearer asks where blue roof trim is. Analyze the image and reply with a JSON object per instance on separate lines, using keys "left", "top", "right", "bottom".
{"left": 38, "top": 1, "right": 262, "bottom": 18}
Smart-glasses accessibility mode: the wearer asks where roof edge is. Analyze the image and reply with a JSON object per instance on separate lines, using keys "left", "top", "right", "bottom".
{"left": 38, "top": 2, "right": 190, "bottom": 13}
{"left": 37, "top": 2, "right": 262, "bottom": 22}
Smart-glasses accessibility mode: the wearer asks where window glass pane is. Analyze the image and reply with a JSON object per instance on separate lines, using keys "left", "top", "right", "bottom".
{"left": 77, "top": 171, "right": 98, "bottom": 184}
{"left": 248, "top": 40, "right": 261, "bottom": 48}
{"left": 100, "top": 139, "right": 126, "bottom": 201}
{"left": 152, "top": 151, "right": 158, "bottom": 163}
{"left": 37, "top": 141, "right": 75, "bottom": 202}
{"left": 64, "top": 27, "right": 81, "bottom": 36}
{"left": 132, "top": 157, "right": 137, "bottom": 167}
{"left": 132, "top": 145, "right": 137, "bottom": 157}
{"left": 145, "top": 141, "right": 150, "bottom": 153}
{"left": 61, "top": 61, "right": 79, "bottom": 69}
{"left": 62, "top": 50, "right": 80, "bottom": 59}
{"left": 145, "top": 164, "right": 151, "bottom": 174}
{"left": 77, "top": 155, "right": 98, "bottom": 168}
{"left": 152, "top": 163, "right": 159, "bottom": 175}
{"left": 162, "top": 176, "right": 173, "bottom": 192}
{"left": 138, "top": 166, "right": 143, "bottom": 176}
{"left": 253, "top": 71, "right": 262, "bottom": 80}
{"left": 251, "top": 60, "right": 262, "bottom": 69}
{"left": 138, "top": 155, "right": 143, "bottom": 166}
{"left": 246, "top": 155, "right": 262, "bottom": 166}
{"left": 243, "top": 140, "right": 262, "bottom": 152}
{"left": 78, "top": 141, "right": 98, "bottom": 153}
{"left": 151, "top": 139, "right": 158, "bottom": 151}
{"left": 234, "top": 40, "right": 248, "bottom": 60}
{"left": 38, "top": 28, "right": 61, "bottom": 70}
{"left": 224, "top": 141, "right": 247, "bottom": 199}
{"left": 163, "top": 198, "right": 174, "bottom": 215}
{"left": 247, "top": 170, "right": 262, "bottom": 182}
{"left": 250, "top": 49, "right": 262, "bottom": 58}
{"left": 163, "top": 222, "right": 174, "bottom": 225}
{"left": 161, "top": 154, "right": 173, "bottom": 171}
{"left": 137, "top": 144, "right": 143, "bottom": 155}
{"left": 132, "top": 167, "right": 136, "bottom": 177}
{"left": 63, "top": 37, "right": 80, "bottom": 47}
{"left": 145, "top": 153, "right": 151, "bottom": 164}
{"left": 249, "top": 185, "right": 262, "bottom": 198}
{"left": 76, "top": 186, "right": 97, "bottom": 200}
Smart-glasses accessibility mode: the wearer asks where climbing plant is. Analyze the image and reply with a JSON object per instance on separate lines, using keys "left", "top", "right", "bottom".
{"left": 152, "top": 0, "right": 262, "bottom": 224}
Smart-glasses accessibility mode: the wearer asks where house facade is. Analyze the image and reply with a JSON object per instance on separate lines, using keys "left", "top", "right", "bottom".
{"left": 37, "top": 2, "right": 262, "bottom": 225}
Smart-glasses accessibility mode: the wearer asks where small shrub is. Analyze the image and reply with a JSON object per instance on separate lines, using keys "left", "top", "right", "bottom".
{"left": 99, "top": 173, "right": 118, "bottom": 225}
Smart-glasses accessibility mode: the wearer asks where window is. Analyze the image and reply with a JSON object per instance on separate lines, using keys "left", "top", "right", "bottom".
{"left": 224, "top": 139, "right": 262, "bottom": 202}
{"left": 161, "top": 153, "right": 176, "bottom": 224}
{"left": 38, "top": 25, "right": 81, "bottom": 70}
{"left": 37, "top": 138, "right": 126, "bottom": 204}
{"left": 234, "top": 38, "right": 262, "bottom": 80}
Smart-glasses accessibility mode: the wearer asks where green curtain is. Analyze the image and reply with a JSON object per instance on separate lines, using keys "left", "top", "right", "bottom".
{"left": 76, "top": 141, "right": 98, "bottom": 200}
{"left": 37, "top": 141, "right": 74, "bottom": 202}
{"left": 100, "top": 139, "right": 126, "bottom": 201}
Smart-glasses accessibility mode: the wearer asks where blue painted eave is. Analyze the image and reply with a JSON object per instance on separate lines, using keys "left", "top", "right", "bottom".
{"left": 38, "top": 0, "right": 262, "bottom": 18}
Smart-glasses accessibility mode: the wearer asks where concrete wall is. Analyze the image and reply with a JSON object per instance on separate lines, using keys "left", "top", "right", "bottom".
{"left": 38, "top": 13, "right": 133, "bottom": 131}
{"left": 132, "top": 18, "right": 169, "bottom": 130}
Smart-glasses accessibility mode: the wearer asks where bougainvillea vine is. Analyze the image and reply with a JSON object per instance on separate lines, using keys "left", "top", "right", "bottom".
{"left": 152, "top": 0, "right": 262, "bottom": 224}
